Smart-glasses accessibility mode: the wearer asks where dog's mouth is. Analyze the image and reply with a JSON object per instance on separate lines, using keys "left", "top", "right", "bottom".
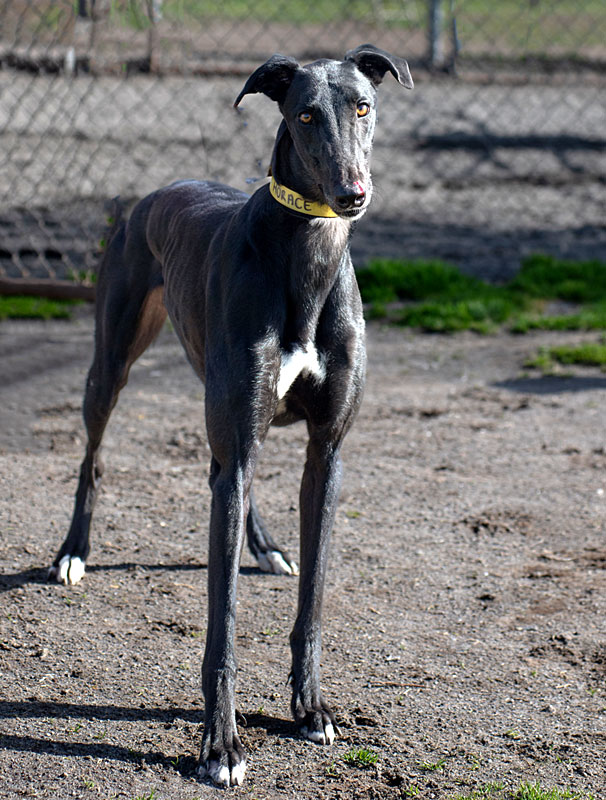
{"left": 338, "top": 205, "right": 368, "bottom": 219}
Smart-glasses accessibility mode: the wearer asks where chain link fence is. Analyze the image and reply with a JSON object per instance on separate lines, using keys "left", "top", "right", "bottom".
{"left": 1, "top": 0, "right": 605, "bottom": 289}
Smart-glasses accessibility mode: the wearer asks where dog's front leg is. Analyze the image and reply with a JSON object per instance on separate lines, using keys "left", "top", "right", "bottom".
{"left": 290, "top": 435, "right": 343, "bottom": 745}
{"left": 198, "top": 454, "right": 251, "bottom": 787}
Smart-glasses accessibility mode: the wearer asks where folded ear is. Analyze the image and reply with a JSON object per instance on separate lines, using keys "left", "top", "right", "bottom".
{"left": 234, "top": 54, "right": 301, "bottom": 108}
{"left": 345, "top": 43, "right": 413, "bottom": 89}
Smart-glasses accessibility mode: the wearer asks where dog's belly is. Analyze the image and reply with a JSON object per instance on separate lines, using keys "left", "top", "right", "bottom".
{"left": 277, "top": 343, "right": 325, "bottom": 401}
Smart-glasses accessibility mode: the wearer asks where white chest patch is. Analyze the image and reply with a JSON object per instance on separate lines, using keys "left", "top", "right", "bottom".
{"left": 277, "top": 343, "right": 325, "bottom": 400}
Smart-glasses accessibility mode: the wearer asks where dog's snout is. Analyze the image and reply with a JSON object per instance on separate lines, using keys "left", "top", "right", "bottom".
{"left": 334, "top": 182, "right": 366, "bottom": 211}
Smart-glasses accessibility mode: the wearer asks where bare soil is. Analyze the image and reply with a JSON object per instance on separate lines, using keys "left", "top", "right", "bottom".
{"left": 1, "top": 308, "right": 605, "bottom": 799}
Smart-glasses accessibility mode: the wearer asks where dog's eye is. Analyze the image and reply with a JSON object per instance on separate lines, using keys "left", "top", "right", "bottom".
{"left": 356, "top": 102, "right": 370, "bottom": 118}
{"left": 298, "top": 111, "right": 312, "bottom": 124}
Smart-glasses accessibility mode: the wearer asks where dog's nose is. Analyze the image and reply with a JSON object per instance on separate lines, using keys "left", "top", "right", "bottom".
{"left": 335, "top": 183, "right": 366, "bottom": 211}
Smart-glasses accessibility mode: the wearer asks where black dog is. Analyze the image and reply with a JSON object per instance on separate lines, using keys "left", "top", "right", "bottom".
{"left": 50, "top": 44, "right": 413, "bottom": 786}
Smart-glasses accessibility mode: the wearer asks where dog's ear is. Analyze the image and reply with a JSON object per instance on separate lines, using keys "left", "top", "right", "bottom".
{"left": 234, "top": 54, "right": 301, "bottom": 108}
{"left": 345, "top": 44, "right": 413, "bottom": 89}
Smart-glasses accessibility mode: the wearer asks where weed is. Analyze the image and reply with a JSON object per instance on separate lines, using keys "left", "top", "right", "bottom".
{"left": 447, "top": 781, "right": 593, "bottom": 800}
{"left": 69, "top": 269, "right": 97, "bottom": 285}
{"left": 325, "top": 760, "right": 341, "bottom": 778}
{"left": 419, "top": 756, "right": 447, "bottom": 771}
{"left": 509, "top": 255, "right": 606, "bottom": 303}
{"left": 514, "top": 782, "right": 595, "bottom": 799}
{"left": 355, "top": 254, "right": 606, "bottom": 334}
{"left": 526, "top": 340, "right": 606, "bottom": 372}
{"left": 511, "top": 304, "right": 606, "bottom": 333}
{"left": 343, "top": 747, "right": 379, "bottom": 768}
{"left": 0, "top": 296, "right": 74, "bottom": 321}
{"left": 466, "top": 752, "right": 481, "bottom": 770}
{"left": 504, "top": 728, "right": 521, "bottom": 740}
{"left": 448, "top": 782, "right": 504, "bottom": 799}
{"left": 356, "top": 258, "right": 484, "bottom": 305}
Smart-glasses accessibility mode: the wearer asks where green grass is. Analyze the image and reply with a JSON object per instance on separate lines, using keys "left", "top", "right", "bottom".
{"left": 510, "top": 304, "right": 606, "bottom": 334}
{"left": 0, "top": 296, "right": 75, "bottom": 321}
{"left": 146, "top": 0, "right": 426, "bottom": 27}
{"left": 457, "top": 0, "right": 606, "bottom": 56}
{"left": 356, "top": 255, "right": 606, "bottom": 334}
{"left": 508, "top": 254, "right": 606, "bottom": 303}
{"left": 525, "top": 340, "right": 606, "bottom": 372}
{"left": 419, "top": 756, "right": 447, "bottom": 772}
{"left": 343, "top": 747, "right": 378, "bottom": 768}
{"left": 104, "top": 0, "right": 605, "bottom": 54}
{"left": 449, "top": 782, "right": 595, "bottom": 800}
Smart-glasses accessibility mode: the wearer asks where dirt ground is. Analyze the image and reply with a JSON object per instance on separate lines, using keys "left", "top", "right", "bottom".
{"left": 1, "top": 306, "right": 605, "bottom": 800}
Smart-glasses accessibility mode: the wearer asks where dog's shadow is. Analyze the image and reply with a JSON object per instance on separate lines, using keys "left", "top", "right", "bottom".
{"left": 0, "top": 700, "right": 297, "bottom": 775}
{"left": 0, "top": 561, "right": 274, "bottom": 592}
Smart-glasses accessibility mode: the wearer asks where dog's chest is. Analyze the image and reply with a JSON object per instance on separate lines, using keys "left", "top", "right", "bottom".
{"left": 277, "top": 343, "right": 325, "bottom": 399}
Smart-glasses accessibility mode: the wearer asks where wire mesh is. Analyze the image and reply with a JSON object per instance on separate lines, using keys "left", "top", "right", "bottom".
{"left": 0, "top": 0, "right": 605, "bottom": 285}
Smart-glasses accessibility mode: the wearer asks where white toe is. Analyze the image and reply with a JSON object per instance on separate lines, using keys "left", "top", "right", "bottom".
{"left": 57, "top": 555, "right": 86, "bottom": 585}
{"left": 302, "top": 722, "right": 335, "bottom": 745}
{"left": 231, "top": 759, "right": 247, "bottom": 786}
{"left": 258, "top": 550, "right": 297, "bottom": 575}
{"left": 208, "top": 762, "right": 230, "bottom": 788}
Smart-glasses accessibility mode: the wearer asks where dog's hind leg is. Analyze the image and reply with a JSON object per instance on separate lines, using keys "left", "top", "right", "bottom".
{"left": 50, "top": 217, "right": 167, "bottom": 585}
{"left": 246, "top": 488, "right": 299, "bottom": 575}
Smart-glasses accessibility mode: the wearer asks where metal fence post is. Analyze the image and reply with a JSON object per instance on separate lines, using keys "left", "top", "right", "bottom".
{"left": 428, "top": 0, "right": 443, "bottom": 68}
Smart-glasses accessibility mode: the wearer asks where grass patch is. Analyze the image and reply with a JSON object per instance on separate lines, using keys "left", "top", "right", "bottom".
{"left": 104, "top": 0, "right": 604, "bottom": 53}
{"left": 510, "top": 302, "right": 606, "bottom": 333}
{"left": 508, "top": 254, "right": 606, "bottom": 304}
{"left": 124, "top": 0, "right": 428, "bottom": 28}
{"left": 448, "top": 782, "right": 595, "bottom": 800}
{"left": 398, "top": 297, "right": 515, "bottom": 333}
{"left": 343, "top": 747, "right": 378, "bottom": 768}
{"left": 525, "top": 340, "right": 606, "bottom": 372}
{"left": 0, "top": 296, "right": 75, "bottom": 320}
{"left": 356, "top": 255, "right": 606, "bottom": 334}
{"left": 419, "top": 756, "right": 447, "bottom": 772}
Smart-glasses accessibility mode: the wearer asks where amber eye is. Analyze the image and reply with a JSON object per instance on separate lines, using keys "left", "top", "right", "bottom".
{"left": 356, "top": 102, "right": 370, "bottom": 118}
{"left": 298, "top": 111, "right": 312, "bottom": 124}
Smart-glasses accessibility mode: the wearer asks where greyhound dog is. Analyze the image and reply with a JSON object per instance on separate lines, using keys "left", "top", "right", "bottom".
{"left": 50, "top": 45, "right": 413, "bottom": 786}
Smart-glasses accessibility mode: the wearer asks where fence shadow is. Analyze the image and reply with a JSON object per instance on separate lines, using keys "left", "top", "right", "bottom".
{"left": 495, "top": 375, "right": 606, "bottom": 395}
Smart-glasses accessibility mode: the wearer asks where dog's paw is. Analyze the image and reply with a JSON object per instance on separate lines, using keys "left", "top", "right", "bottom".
{"left": 257, "top": 549, "right": 299, "bottom": 576}
{"left": 198, "top": 730, "right": 247, "bottom": 787}
{"left": 300, "top": 712, "right": 337, "bottom": 745}
{"left": 49, "top": 555, "right": 86, "bottom": 585}
{"left": 293, "top": 690, "right": 338, "bottom": 746}
{"left": 197, "top": 757, "right": 246, "bottom": 788}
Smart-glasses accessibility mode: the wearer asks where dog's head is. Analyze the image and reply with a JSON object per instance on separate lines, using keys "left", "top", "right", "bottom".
{"left": 234, "top": 45, "right": 413, "bottom": 219}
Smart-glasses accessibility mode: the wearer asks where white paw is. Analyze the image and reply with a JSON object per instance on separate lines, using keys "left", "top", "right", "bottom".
{"left": 230, "top": 760, "right": 246, "bottom": 786}
{"left": 257, "top": 549, "right": 299, "bottom": 576}
{"left": 54, "top": 555, "right": 86, "bottom": 585}
{"left": 197, "top": 759, "right": 246, "bottom": 787}
{"left": 301, "top": 721, "right": 335, "bottom": 745}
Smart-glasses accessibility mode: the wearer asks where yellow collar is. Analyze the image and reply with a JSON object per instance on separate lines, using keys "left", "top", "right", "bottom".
{"left": 269, "top": 177, "right": 338, "bottom": 218}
